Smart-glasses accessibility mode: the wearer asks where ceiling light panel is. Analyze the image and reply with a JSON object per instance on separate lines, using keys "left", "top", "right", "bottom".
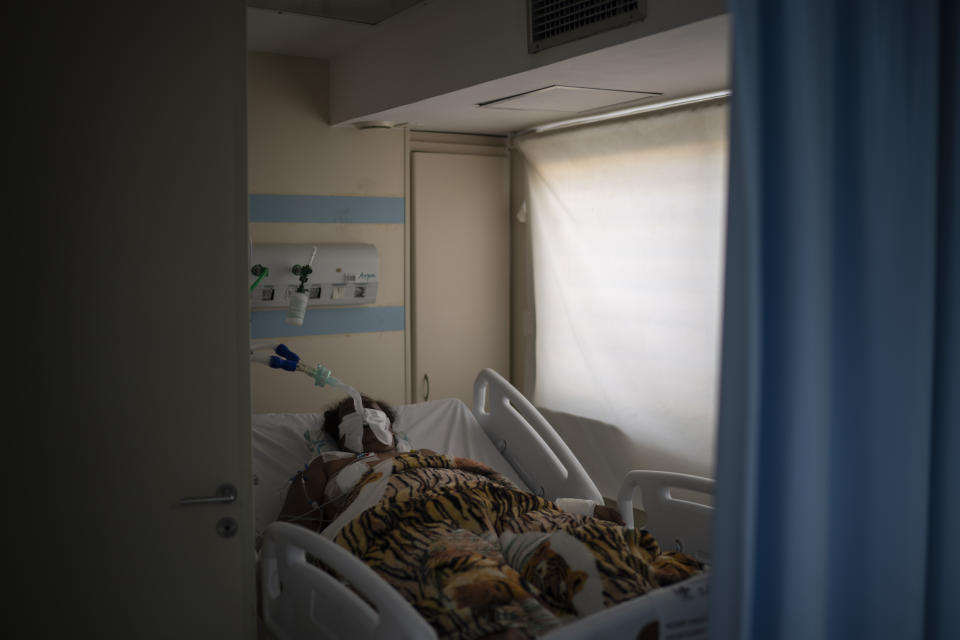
{"left": 477, "top": 85, "right": 661, "bottom": 113}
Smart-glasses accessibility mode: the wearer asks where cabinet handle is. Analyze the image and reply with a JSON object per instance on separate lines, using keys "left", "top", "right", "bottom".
{"left": 423, "top": 373, "right": 430, "bottom": 402}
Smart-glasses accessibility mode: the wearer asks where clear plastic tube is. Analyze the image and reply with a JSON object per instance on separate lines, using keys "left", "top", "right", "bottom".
{"left": 250, "top": 351, "right": 273, "bottom": 366}
{"left": 320, "top": 377, "right": 364, "bottom": 418}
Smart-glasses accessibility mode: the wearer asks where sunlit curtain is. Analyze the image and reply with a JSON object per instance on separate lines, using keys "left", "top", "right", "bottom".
{"left": 711, "top": 0, "right": 959, "bottom": 638}
{"left": 515, "top": 102, "right": 729, "bottom": 493}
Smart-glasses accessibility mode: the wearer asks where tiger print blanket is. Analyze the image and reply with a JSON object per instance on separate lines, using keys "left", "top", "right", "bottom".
{"left": 323, "top": 453, "right": 703, "bottom": 639}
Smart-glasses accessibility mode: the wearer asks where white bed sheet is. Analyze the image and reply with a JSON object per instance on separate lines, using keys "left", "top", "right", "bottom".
{"left": 394, "top": 398, "right": 529, "bottom": 491}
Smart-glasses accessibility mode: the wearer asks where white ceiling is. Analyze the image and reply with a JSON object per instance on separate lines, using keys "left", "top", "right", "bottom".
{"left": 249, "top": 0, "right": 423, "bottom": 25}
{"left": 246, "top": 3, "right": 730, "bottom": 136}
{"left": 247, "top": 7, "right": 375, "bottom": 60}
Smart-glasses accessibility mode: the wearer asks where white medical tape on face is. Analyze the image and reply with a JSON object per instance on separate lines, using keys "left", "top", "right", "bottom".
{"left": 338, "top": 409, "right": 393, "bottom": 453}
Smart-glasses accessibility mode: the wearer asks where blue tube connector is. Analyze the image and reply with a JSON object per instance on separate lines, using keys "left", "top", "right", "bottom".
{"left": 269, "top": 355, "right": 298, "bottom": 371}
{"left": 274, "top": 344, "right": 300, "bottom": 363}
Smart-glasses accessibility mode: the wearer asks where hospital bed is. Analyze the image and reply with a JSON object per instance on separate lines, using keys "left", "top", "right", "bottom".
{"left": 253, "top": 368, "right": 714, "bottom": 640}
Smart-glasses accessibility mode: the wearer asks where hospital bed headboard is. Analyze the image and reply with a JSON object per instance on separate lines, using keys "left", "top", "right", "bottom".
{"left": 472, "top": 368, "right": 603, "bottom": 504}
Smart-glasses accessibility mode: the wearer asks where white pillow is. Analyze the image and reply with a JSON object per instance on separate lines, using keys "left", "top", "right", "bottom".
{"left": 394, "top": 398, "right": 527, "bottom": 491}
{"left": 251, "top": 412, "right": 323, "bottom": 544}
{"left": 302, "top": 421, "right": 342, "bottom": 455}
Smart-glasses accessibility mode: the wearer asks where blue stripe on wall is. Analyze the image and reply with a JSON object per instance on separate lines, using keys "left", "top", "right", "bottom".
{"left": 251, "top": 306, "right": 405, "bottom": 338}
{"left": 249, "top": 194, "right": 405, "bottom": 224}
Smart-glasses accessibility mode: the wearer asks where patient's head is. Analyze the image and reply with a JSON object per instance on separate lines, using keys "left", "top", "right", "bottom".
{"left": 323, "top": 395, "right": 397, "bottom": 454}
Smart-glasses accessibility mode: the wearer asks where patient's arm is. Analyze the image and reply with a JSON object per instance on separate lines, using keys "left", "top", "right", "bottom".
{"left": 277, "top": 457, "right": 328, "bottom": 531}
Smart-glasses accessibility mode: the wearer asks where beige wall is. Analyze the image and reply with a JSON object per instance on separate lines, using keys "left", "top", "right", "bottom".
{"left": 248, "top": 53, "right": 404, "bottom": 197}
{"left": 248, "top": 52, "right": 407, "bottom": 413}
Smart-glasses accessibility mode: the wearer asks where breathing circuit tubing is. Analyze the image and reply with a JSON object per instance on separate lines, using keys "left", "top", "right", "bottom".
{"left": 251, "top": 342, "right": 370, "bottom": 431}
{"left": 249, "top": 342, "right": 339, "bottom": 388}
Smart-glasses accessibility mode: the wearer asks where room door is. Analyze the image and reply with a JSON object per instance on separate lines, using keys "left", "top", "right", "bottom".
{"left": 411, "top": 151, "right": 510, "bottom": 407}
{"left": 16, "top": 2, "right": 256, "bottom": 638}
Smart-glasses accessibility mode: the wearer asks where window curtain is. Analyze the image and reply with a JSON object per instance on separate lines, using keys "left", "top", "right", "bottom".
{"left": 712, "top": 0, "right": 958, "bottom": 638}
{"left": 515, "top": 103, "right": 729, "bottom": 495}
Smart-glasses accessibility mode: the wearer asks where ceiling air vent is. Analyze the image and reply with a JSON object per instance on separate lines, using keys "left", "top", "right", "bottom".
{"left": 528, "top": 0, "right": 646, "bottom": 53}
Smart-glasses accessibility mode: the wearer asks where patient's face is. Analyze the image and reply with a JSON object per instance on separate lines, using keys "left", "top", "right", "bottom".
{"left": 338, "top": 398, "right": 395, "bottom": 453}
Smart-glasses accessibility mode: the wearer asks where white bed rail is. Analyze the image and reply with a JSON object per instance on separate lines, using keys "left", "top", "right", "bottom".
{"left": 260, "top": 522, "right": 437, "bottom": 640}
{"left": 473, "top": 368, "right": 603, "bottom": 504}
{"left": 541, "top": 572, "right": 710, "bottom": 640}
{"left": 617, "top": 470, "right": 714, "bottom": 564}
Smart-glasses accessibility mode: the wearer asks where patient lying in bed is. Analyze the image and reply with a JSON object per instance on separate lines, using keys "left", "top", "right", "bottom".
{"left": 278, "top": 396, "right": 704, "bottom": 640}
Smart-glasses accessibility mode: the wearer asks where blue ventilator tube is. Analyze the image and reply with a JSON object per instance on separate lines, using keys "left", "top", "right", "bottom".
{"left": 250, "top": 342, "right": 340, "bottom": 388}
{"left": 269, "top": 355, "right": 298, "bottom": 371}
{"left": 274, "top": 344, "right": 299, "bottom": 362}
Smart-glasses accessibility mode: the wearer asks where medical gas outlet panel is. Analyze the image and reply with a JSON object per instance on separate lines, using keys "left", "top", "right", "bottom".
{"left": 249, "top": 243, "right": 379, "bottom": 308}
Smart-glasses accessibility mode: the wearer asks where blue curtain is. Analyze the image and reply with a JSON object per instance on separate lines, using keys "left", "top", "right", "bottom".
{"left": 711, "top": 0, "right": 958, "bottom": 638}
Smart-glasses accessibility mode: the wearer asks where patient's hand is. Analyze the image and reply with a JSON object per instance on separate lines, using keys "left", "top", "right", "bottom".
{"left": 593, "top": 504, "right": 625, "bottom": 526}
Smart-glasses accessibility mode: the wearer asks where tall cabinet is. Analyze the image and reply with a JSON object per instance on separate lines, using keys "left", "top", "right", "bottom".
{"left": 409, "top": 133, "right": 510, "bottom": 407}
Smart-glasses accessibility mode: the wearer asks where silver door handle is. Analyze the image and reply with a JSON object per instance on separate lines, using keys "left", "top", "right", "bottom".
{"left": 423, "top": 373, "right": 430, "bottom": 402}
{"left": 179, "top": 483, "right": 237, "bottom": 506}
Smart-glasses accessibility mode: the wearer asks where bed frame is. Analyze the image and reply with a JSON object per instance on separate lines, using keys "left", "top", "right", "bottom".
{"left": 259, "top": 368, "right": 714, "bottom": 640}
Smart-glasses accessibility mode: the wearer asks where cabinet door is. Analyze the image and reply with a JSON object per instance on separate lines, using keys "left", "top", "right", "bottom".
{"left": 411, "top": 152, "right": 510, "bottom": 407}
